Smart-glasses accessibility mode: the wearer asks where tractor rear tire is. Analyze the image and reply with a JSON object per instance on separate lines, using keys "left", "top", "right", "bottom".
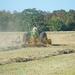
{"left": 23, "top": 33, "right": 29, "bottom": 42}
{"left": 39, "top": 31, "right": 47, "bottom": 43}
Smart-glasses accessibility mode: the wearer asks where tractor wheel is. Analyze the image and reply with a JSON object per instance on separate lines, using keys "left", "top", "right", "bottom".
{"left": 39, "top": 31, "right": 47, "bottom": 44}
{"left": 23, "top": 33, "right": 30, "bottom": 43}
{"left": 23, "top": 33, "right": 28, "bottom": 42}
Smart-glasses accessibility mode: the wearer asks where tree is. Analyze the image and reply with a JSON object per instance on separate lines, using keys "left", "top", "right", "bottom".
{"left": 0, "top": 9, "right": 75, "bottom": 31}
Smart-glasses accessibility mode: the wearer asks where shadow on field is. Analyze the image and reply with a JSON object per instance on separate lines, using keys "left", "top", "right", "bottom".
{"left": 52, "top": 44, "right": 68, "bottom": 46}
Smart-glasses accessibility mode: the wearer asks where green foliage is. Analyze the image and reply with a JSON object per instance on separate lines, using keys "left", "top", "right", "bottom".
{"left": 0, "top": 9, "right": 75, "bottom": 31}
{"left": 46, "top": 19, "right": 64, "bottom": 31}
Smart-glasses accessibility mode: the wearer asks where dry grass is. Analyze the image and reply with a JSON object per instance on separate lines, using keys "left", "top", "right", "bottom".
{"left": 0, "top": 31, "right": 75, "bottom": 75}
{"left": 0, "top": 53, "right": 75, "bottom": 75}
{"left": 47, "top": 31, "right": 75, "bottom": 45}
{"left": 0, "top": 48, "right": 75, "bottom": 65}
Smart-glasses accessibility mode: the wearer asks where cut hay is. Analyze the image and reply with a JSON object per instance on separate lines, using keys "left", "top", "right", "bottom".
{"left": 0, "top": 49, "right": 75, "bottom": 65}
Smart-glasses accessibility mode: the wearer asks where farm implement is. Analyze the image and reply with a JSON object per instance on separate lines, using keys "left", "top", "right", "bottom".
{"left": 23, "top": 22, "right": 52, "bottom": 47}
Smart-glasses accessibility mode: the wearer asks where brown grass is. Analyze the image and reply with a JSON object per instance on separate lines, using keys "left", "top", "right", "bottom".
{"left": 0, "top": 48, "right": 75, "bottom": 65}
{"left": 0, "top": 31, "right": 75, "bottom": 75}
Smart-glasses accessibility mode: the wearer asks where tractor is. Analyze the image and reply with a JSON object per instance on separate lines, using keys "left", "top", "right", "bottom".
{"left": 23, "top": 23, "right": 52, "bottom": 47}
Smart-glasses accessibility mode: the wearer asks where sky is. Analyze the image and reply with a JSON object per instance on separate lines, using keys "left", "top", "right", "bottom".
{"left": 0, "top": 0, "right": 75, "bottom": 13}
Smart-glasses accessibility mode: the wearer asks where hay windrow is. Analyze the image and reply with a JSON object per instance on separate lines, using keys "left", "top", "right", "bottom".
{"left": 0, "top": 49, "right": 75, "bottom": 65}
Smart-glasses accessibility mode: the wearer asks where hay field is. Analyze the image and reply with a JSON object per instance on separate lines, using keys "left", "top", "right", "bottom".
{"left": 0, "top": 31, "right": 75, "bottom": 75}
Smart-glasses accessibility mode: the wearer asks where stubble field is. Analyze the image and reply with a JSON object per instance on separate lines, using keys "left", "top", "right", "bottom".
{"left": 0, "top": 31, "right": 75, "bottom": 75}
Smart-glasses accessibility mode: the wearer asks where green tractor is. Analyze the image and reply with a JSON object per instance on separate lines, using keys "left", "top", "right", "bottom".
{"left": 23, "top": 23, "right": 51, "bottom": 47}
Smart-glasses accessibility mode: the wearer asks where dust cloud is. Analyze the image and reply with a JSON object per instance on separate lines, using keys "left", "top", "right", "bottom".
{"left": 0, "top": 32, "right": 24, "bottom": 51}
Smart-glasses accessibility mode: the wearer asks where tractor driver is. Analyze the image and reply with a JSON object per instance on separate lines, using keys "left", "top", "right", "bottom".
{"left": 32, "top": 25, "right": 37, "bottom": 33}
{"left": 33, "top": 25, "right": 37, "bottom": 30}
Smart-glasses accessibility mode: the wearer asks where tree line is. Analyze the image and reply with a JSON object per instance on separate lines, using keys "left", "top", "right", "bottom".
{"left": 0, "top": 8, "right": 75, "bottom": 32}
